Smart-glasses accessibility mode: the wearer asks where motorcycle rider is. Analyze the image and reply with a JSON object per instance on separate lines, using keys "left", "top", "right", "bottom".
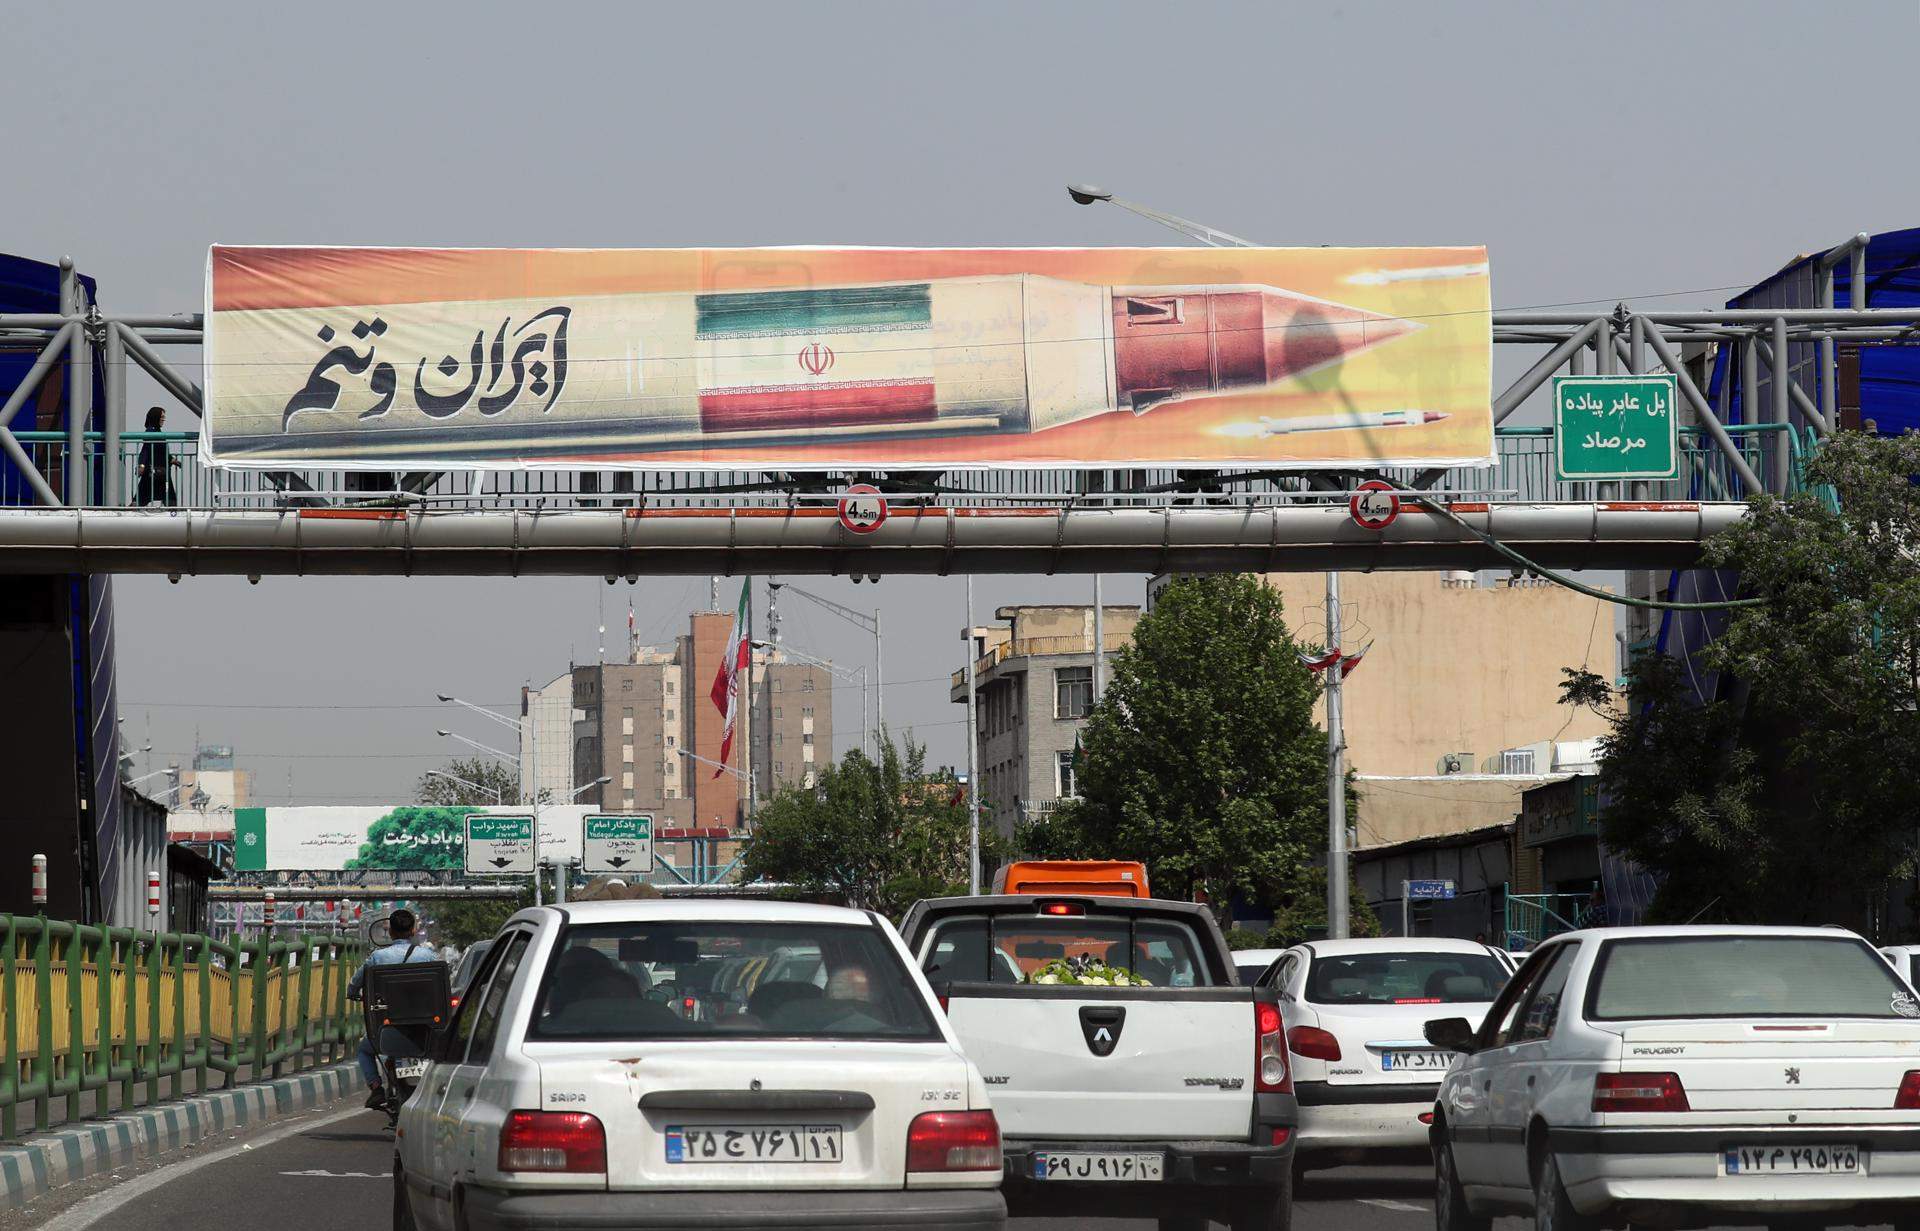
{"left": 346, "top": 909, "right": 439, "bottom": 1109}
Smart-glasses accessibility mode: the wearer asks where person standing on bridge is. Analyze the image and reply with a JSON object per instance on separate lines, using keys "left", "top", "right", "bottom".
{"left": 346, "top": 909, "right": 438, "bottom": 1108}
{"left": 135, "top": 406, "right": 178, "bottom": 507}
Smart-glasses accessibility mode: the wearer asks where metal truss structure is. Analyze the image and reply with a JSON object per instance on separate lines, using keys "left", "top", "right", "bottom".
{"left": 0, "top": 236, "right": 1902, "bottom": 577}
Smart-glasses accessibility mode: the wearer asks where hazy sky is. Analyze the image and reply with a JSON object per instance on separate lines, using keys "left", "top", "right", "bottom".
{"left": 9, "top": 2, "right": 1920, "bottom": 803}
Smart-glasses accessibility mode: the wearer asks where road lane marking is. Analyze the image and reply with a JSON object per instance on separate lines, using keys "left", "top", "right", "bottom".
{"left": 278, "top": 1168, "right": 391, "bottom": 1178}
{"left": 1358, "top": 1198, "right": 1428, "bottom": 1214}
{"left": 37, "top": 1105, "right": 369, "bottom": 1231}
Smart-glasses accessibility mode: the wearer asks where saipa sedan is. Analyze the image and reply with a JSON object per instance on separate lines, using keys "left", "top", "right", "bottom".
{"left": 1260, "top": 938, "right": 1513, "bottom": 1168}
{"left": 393, "top": 900, "right": 1006, "bottom": 1231}
{"left": 1426, "top": 925, "right": 1920, "bottom": 1231}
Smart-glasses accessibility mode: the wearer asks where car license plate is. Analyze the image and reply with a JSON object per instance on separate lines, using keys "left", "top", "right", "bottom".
{"left": 1722, "top": 1144, "right": 1862, "bottom": 1176}
{"left": 1033, "top": 1152, "right": 1165, "bottom": 1182}
{"left": 392, "top": 1059, "right": 428, "bottom": 1080}
{"left": 665, "top": 1124, "right": 843, "bottom": 1164}
{"left": 1380, "top": 1049, "right": 1451, "bottom": 1071}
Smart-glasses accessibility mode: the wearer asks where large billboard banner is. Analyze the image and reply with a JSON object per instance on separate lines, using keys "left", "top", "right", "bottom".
{"left": 231, "top": 804, "right": 594, "bottom": 872}
{"left": 203, "top": 246, "right": 1492, "bottom": 471}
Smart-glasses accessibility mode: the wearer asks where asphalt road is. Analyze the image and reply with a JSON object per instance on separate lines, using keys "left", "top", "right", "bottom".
{"left": 10, "top": 1109, "right": 1909, "bottom": 1231}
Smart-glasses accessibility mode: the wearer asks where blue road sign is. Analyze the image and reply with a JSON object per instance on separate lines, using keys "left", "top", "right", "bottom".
{"left": 1407, "top": 879, "right": 1457, "bottom": 901}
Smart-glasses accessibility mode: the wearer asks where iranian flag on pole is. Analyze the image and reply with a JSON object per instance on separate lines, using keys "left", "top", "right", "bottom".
{"left": 710, "top": 581, "right": 751, "bottom": 776}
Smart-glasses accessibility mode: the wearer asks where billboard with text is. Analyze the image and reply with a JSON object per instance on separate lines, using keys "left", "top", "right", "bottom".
{"left": 231, "top": 805, "right": 593, "bottom": 872}
{"left": 203, "top": 246, "right": 1492, "bottom": 472}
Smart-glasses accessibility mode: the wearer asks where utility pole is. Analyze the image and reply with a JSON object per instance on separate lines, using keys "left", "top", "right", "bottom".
{"left": 1326, "top": 572, "right": 1349, "bottom": 940}
{"left": 1092, "top": 575, "right": 1105, "bottom": 700}
{"left": 964, "top": 577, "right": 981, "bottom": 895}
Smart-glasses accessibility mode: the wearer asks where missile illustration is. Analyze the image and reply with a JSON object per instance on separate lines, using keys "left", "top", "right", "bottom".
{"left": 1258, "top": 410, "right": 1449, "bottom": 436}
{"left": 216, "top": 273, "right": 1422, "bottom": 460}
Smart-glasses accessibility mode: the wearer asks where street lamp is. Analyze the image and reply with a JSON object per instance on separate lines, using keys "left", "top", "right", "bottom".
{"left": 435, "top": 728, "right": 522, "bottom": 765}
{"left": 1064, "top": 181, "right": 1350, "bottom": 940}
{"left": 436, "top": 693, "right": 523, "bottom": 733}
{"left": 425, "top": 768, "right": 503, "bottom": 803}
{"left": 1064, "top": 183, "right": 1257, "bottom": 248}
{"left": 750, "top": 639, "right": 869, "bottom": 757}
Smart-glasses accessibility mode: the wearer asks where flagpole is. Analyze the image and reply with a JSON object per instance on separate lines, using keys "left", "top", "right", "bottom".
{"left": 1326, "top": 571, "right": 1350, "bottom": 940}
{"left": 747, "top": 579, "right": 758, "bottom": 828}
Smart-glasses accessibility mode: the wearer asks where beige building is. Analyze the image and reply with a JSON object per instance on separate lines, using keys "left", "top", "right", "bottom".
{"left": 1261, "top": 571, "right": 1615, "bottom": 779}
{"left": 568, "top": 611, "right": 834, "bottom": 829}
{"left": 953, "top": 604, "right": 1143, "bottom": 836}
{"left": 178, "top": 744, "right": 251, "bottom": 814}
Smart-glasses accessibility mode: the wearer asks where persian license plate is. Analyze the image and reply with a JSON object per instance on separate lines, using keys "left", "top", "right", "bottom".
{"left": 665, "top": 1124, "right": 843, "bottom": 1164}
{"left": 392, "top": 1059, "right": 428, "bottom": 1080}
{"left": 1033, "top": 1151, "right": 1165, "bottom": 1182}
{"left": 1722, "top": 1144, "right": 1862, "bottom": 1176}
{"left": 1380, "top": 1049, "right": 1451, "bottom": 1071}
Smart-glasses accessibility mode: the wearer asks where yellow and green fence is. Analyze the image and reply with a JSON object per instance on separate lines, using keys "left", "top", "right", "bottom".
{"left": 0, "top": 915, "right": 365, "bottom": 1138}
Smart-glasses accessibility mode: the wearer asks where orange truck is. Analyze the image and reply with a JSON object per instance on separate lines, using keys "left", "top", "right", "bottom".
{"left": 990, "top": 859, "right": 1151, "bottom": 899}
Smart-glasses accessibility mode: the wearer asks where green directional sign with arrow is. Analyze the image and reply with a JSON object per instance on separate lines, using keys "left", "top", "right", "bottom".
{"left": 583, "top": 813, "right": 654, "bottom": 875}
{"left": 465, "top": 813, "right": 535, "bottom": 875}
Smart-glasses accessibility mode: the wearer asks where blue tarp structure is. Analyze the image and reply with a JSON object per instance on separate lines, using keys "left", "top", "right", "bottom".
{"left": 0, "top": 252, "right": 99, "bottom": 505}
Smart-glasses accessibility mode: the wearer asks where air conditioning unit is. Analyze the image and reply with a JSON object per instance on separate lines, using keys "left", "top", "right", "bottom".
{"left": 1436, "top": 751, "right": 1474, "bottom": 776}
{"left": 1501, "top": 748, "right": 1538, "bottom": 776}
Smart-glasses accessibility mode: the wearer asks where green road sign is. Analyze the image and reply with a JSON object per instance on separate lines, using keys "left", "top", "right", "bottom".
{"left": 1552, "top": 375, "right": 1680, "bottom": 482}
{"left": 465, "top": 813, "right": 535, "bottom": 875}
{"left": 582, "top": 813, "right": 654, "bottom": 875}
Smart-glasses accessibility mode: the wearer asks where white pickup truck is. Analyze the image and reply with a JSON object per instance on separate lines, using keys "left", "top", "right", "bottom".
{"left": 900, "top": 893, "right": 1297, "bottom": 1231}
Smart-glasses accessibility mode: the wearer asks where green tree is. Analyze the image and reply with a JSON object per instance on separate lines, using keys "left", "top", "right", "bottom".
{"left": 1017, "top": 573, "right": 1334, "bottom": 920}
{"left": 1562, "top": 431, "right": 1920, "bottom": 929}
{"left": 426, "top": 884, "right": 534, "bottom": 949}
{"left": 740, "top": 735, "right": 1005, "bottom": 920}
{"left": 415, "top": 757, "right": 520, "bottom": 807}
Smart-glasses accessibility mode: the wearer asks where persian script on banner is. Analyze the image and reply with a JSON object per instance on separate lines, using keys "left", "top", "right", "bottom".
{"left": 203, "top": 246, "right": 1492, "bottom": 472}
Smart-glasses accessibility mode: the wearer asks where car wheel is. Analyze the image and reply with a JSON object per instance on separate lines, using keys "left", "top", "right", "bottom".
{"left": 1533, "top": 1149, "right": 1596, "bottom": 1231}
{"left": 1229, "top": 1175, "right": 1293, "bottom": 1231}
{"left": 392, "top": 1159, "right": 417, "bottom": 1231}
{"left": 1435, "top": 1138, "right": 1490, "bottom": 1231}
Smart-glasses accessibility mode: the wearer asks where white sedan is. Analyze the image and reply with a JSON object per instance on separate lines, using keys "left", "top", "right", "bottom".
{"left": 1259, "top": 938, "right": 1513, "bottom": 1168}
{"left": 1428, "top": 925, "right": 1920, "bottom": 1231}
{"left": 394, "top": 899, "right": 1007, "bottom": 1231}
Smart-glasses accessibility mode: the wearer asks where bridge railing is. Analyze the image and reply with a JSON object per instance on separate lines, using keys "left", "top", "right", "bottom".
{"left": 0, "top": 914, "right": 363, "bottom": 1139}
{"left": 3, "top": 424, "right": 1806, "bottom": 513}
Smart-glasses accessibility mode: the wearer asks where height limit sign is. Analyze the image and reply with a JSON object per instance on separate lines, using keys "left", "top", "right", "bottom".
{"left": 583, "top": 814, "right": 654, "bottom": 875}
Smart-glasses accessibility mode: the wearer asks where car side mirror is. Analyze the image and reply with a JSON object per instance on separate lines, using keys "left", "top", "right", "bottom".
{"left": 1425, "top": 1017, "right": 1478, "bottom": 1054}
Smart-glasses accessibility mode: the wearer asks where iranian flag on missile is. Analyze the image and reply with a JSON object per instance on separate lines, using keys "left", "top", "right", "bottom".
{"left": 709, "top": 581, "right": 751, "bottom": 776}
{"left": 695, "top": 285, "right": 936, "bottom": 433}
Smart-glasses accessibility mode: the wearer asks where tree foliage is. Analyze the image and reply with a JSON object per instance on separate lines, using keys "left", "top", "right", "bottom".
{"left": 415, "top": 757, "right": 520, "bottom": 807}
{"left": 740, "top": 736, "right": 1005, "bottom": 920}
{"left": 1564, "top": 431, "right": 1920, "bottom": 928}
{"left": 1016, "top": 573, "right": 1334, "bottom": 922}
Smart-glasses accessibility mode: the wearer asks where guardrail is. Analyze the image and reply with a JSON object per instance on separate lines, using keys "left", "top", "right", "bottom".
{"left": 1502, "top": 893, "right": 1590, "bottom": 950}
{"left": 1, "top": 424, "right": 1818, "bottom": 513}
{"left": 0, "top": 914, "right": 363, "bottom": 1139}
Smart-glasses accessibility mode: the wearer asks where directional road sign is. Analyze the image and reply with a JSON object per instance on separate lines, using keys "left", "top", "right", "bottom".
{"left": 582, "top": 813, "right": 654, "bottom": 875}
{"left": 465, "top": 813, "right": 535, "bottom": 875}
{"left": 1552, "top": 375, "right": 1680, "bottom": 482}
{"left": 1406, "top": 878, "right": 1457, "bottom": 900}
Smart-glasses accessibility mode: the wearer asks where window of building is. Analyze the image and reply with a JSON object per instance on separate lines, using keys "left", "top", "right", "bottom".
{"left": 622, "top": 743, "right": 634, "bottom": 764}
{"left": 621, "top": 716, "right": 634, "bottom": 737}
{"left": 1056, "top": 750, "right": 1079, "bottom": 799}
{"left": 774, "top": 707, "right": 782, "bottom": 718}
{"left": 802, "top": 732, "right": 813, "bottom": 745}
{"left": 665, "top": 735, "right": 675, "bottom": 748}
{"left": 802, "top": 706, "right": 814, "bottom": 717}
{"left": 802, "top": 678, "right": 815, "bottom": 692}
{"left": 776, "top": 761, "right": 785, "bottom": 776}
{"left": 621, "top": 678, "right": 633, "bottom": 692}
{"left": 803, "top": 745, "right": 815, "bottom": 763}
{"left": 1055, "top": 667, "right": 1093, "bottom": 719}
{"left": 665, "top": 679, "right": 676, "bottom": 694}
{"left": 653, "top": 734, "right": 663, "bottom": 746}
{"left": 775, "top": 732, "right": 784, "bottom": 745}
{"left": 665, "top": 788, "right": 677, "bottom": 799}
{"left": 665, "top": 709, "right": 674, "bottom": 722}
{"left": 621, "top": 771, "right": 634, "bottom": 790}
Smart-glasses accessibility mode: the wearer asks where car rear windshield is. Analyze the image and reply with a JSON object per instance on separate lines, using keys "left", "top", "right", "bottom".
{"left": 1307, "top": 951, "right": 1509, "bottom": 1005}
{"left": 922, "top": 914, "right": 1213, "bottom": 986}
{"left": 528, "top": 921, "right": 941, "bottom": 1041}
{"left": 1587, "top": 935, "right": 1915, "bottom": 1021}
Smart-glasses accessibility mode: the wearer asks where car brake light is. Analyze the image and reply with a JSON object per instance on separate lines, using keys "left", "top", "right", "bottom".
{"left": 1270, "top": 1126, "right": 1292, "bottom": 1146}
{"left": 1592, "top": 1072, "right": 1690, "bottom": 1113}
{"left": 906, "top": 1110, "right": 1001, "bottom": 1172}
{"left": 1038, "top": 901, "right": 1084, "bottom": 916}
{"left": 1286, "top": 1025, "right": 1342, "bottom": 1063}
{"left": 937, "top": 994, "right": 949, "bottom": 1013}
{"left": 498, "top": 1111, "right": 607, "bottom": 1173}
{"left": 1256, "top": 1002, "right": 1289, "bottom": 1092}
{"left": 1895, "top": 1071, "right": 1920, "bottom": 1109}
